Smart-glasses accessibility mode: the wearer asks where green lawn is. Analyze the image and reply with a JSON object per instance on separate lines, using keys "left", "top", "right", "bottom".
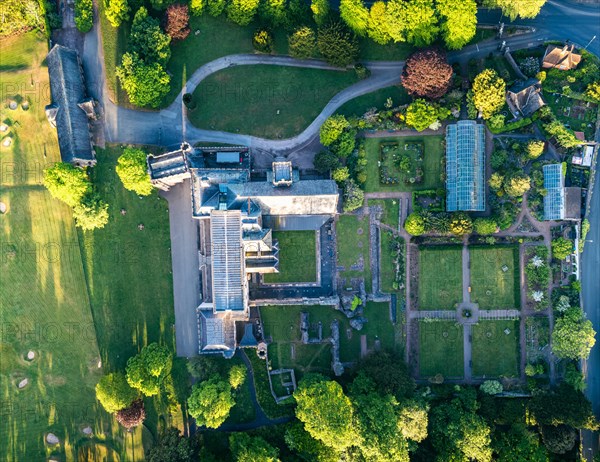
{"left": 0, "top": 33, "right": 141, "bottom": 462}
{"left": 369, "top": 199, "right": 400, "bottom": 230}
{"left": 337, "top": 86, "right": 410, "bottom": 118}
{"left": 419, "top": 321, "right": 464, "bottom": 378}
{"left": 263, "top": 231, "right": 317, "bottom": 283}
{"left": 470, "top": 246, "right": 520, "bottom": 310}
{"left": 418, "top": 247, "right": 463, "bottom": 310}
{"left": 358, "top": 37, "right": 414, "bottom": 61}
{"left": 364, "top": 136, "right": 445, "bottom": 193}
{"left": 336, "top": 215, "right": 372, "bottom": 293}
{"left": 472, "top": 321, "right": 520, "bottom": 378}
{"left": 188, "top": 65, "right": 357, "bottom": 138}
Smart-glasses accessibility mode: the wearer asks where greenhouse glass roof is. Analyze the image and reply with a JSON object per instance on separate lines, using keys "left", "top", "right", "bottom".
{"left": 543, "top": 164, "right": 565, "bottom": 220}
{"left": 446, "top": 121, "right": 486, "bottom": 211}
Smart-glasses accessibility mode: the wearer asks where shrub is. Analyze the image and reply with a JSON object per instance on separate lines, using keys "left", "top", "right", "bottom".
{"left": 288, "top": 26, "right": 316, "bottom": 59}
{"left": 552, "top": 237, "right": 573, "bottom": 260}
{"left": 190, "top": 0, "right": 205, "bottom": 15}
{"left": 227, "top": 0, "right": 260, "bottom": 26}
{"left": 472, "top": 69, "right": 506, "bottom": 119}
{"left": 104, "top": 0, "right": 130, "bottom": 28}
{"left": 95, "top": 373, "right": 138, "bottom": 414}
{"left": 480, "top": 380, "right": 503, "bottom": 395}
{"left": 526, "top": 140, "right": 544, "bottom": 159}
{"left": 320, "top": 115, "right": 349, "bottom": 146}
{"left": 317, "top": 21, "right": 358, "bottom": 68}
{"left": 519, "top": 56, "right": 540, "bottom": 77}
{"left": 43, "top": 162, "right": 91, "bottom": 207}
{"left": 252, "top": 29, "right": 273, "bottom": 53}
{"left": 74, "top": 0, "right": 94, "bottom": 33}
{"left": 473, "top": 218, "right": 497, "bottom": 235}
{"left": 342, "top": 179, "right": 364, "bottom": 212}
{"left": 449, "top": 212, "right": 473, "bottom": 235}
{"left": 404, "top": 212, "right": 425, "bottom": 236}
{"left": 116, "top": 147, "right": 153, "bottom": 196}
{"left": 164, "top": 3, "right": 190, "bottom": 41}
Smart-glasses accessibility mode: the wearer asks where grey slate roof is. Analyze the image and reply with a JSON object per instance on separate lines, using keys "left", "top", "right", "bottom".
{"left": 506, "top": 78, "right": 545, "bottom": 118}
{"left": 446, "top": 121, "right": 486, "bottom": 212}
{"left": 46, "top": 45, "right": 95, "bottom": 166}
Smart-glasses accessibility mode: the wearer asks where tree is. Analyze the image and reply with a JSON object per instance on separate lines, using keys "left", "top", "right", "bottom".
{"left": 313, "top": 151, "right": 339, "bottom": 173}
{"left": 529, "top": 383, "right": 598, "bottom": 430}
{"left": 116, "top": 399, "right": 146, "bottom": 429}
{"left": 259, "top": 0, "right": 288, "bottom": 27}
{"left": 552, "top": 307, "right": 596, "bottom": 360}
{"left": 405, "top": 99, "right": 440, "bottom": 131}
{"left": 285, "top": 423, "right": 339, "bottom": 462}
{"left": 543, "top": 120, "right": 580, "bottom": 148}
{"left": 330, "top": 128, "right": 357, "bottom": 157}
{"left": 126, "top": 343, "right": 173, "bottom": 396}
{"left": 311, "top": 0, "right": 329, "bottom": 26}
{"left": 493, "top": 424, "right": 548, "bottom": 462}
{"left": 342, "top": 179, "right": 364, "bottom": 212}
{"left": 164, "top": 4, "right": 190, "bottom": 41}
{"left": 253, "top": 29, "right": 274, "bottom": 53}
{"left": 228, "top": 364, "right": 247, "bottom": 389}
{"left": 73, "top": 194, "right": 110, "bottom": 231}
{"left": 188, "top": 375, "right": 234, "bottom": 428}
{"left": 541, "top": 425, "right": 576, "bottom": 454}
{"left": 146, "top": 428, "right": 194, "bottom": 462}
{"left": 551, "top": 237, "right": 573, "bottom": 260}
{"left": 43, "top": 163, "right": 91, "bottom": 207}
{"left": 190, "top": 0, "right": 205, "bottom": 15}
{"left": 366, "top": 2, "right": 391, "bottom": 45}
{"left": 229, "top": 433, "right": 280, "bottom": 462}
{"left": 116, "top": 147, "right": 153, "bottom": 195}
{"left": 398, "top": 400, "right": 428, "bottom": 442}
{"left": 385, "top": 0, "right": 438, "bottom": 46}
{"left": 356, "top": 351, "right": 415, "bottom": 397}
{"left": 149, "top": 0, "right": 175, "bottom": 9}
{"left": 332, "top": 167, "right": 350, "bottom": 183}
{"left": 474, "top": 218, "right": 497, "bottom": 235}
{"left": 294, "top": 375, "right": 357, "bottom": 451}
{"left": 130, "top": 7, "right": 171, "bottom": 67}
{"left": 207, "top": 0, "right": 227, "bottom": 16}
{"left": 75, "top": 0, "right": 94, "bottom": 33}
{"left": 227, "top": 0, "right": 259, "bottom": 26}
{"left": 404, "top": 212, "right": 425, "bottom": 236}
{"left": 472, "top": 69, "right": 506, "bottom": 119}
{"left": 504, "top": 172, "right": 531, "bottom": 197}
{"left": 484, "top": 0, "right": 546, "bottom": 20}
{"left": 450, "top": 212, "right": 473, "bottom": 235}
{"left": 489, "top": 172, "right": 504, "bottom": 191}
{"left": 401, "top": 49, "right": 453, "bottom": 99}
{"left": 586, "top": 81, "right": 600, "bottom": 102}
{"left": 340, "top": 0, "right": 368, "bottom": 37}
{"left": 104, "top": 0, "right": 130, "bottom": 27}
{"left": 317, "top": 21, "right": 358, "bottom": 68}
{"left": 95, "top": 372, "right": 138, "bottom": 414}
{"left": 480, "top": 380, "right": 503, "bottom": 395}
{"left": 527, "top": 140, "right": 544, "bottom": 159}
{"left": 436, "top": 0, "right": 477, "bottom": 50}
{"left": 564, "top": 362, "right": 586, "bottom": 392}
{"left": 289, "top": 27, "right": 316, "bottom": 59}
{"left": 117, "top": 52, "right": 171, "bottom": 108}
{"left": 320, "top": 115, "right": 350, "bottom": 146}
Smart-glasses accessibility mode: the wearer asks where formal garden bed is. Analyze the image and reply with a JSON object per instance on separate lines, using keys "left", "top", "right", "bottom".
{"left": 380, "top": 231, "right": 405, "bottom": 294}
{"left": 524, "top": 245, "right": 551, "bottom": 311}
{"left": 418, "top": 320, "right": 464, "bottom": 379}
{"left": 469, "top": 246, "right": 520, "bottom": 310}
{"left": 525, "top": 316, "right": 551, "bottom": 377}
{"left": 416, "top": 246, "right": 463, "bottom": 310}
{"left": 471, "top": 320, "right": 520, "bottom": 378}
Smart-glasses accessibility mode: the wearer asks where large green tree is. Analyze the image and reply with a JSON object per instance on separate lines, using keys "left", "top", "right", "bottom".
{"left": 404, "top": 212, "right": 426, "bottom": 236}
{"left": 73, "top": 194, "right": 109, "bottom": 231}
{"left": 340, "top": 0, "right": 369, "bottom": 37}
{"left": 356, "top": 350, "right": 415, "bottom": 398}
{"left": 284, "top": 423, "right": 339, "bottom": 462}
{"left": 188, "top": 375, "right": 235, "bottom": 428}
{"left": 320, "top": 115, "right": 350, "bottom": 146}
{"left": 436, "top": 0, "right": 477, "bottom": 50}
{"left": 95, "top": 372, "right": 138, "bottom": 414}
{"left": 551, "top": 237, "right": 573, "bottom": 260}
{"left": 367, "top": 2, "right": 391, "bottom": 45}
{"left": 484, "top": 0, "right": 546, "bottom": 20}
{"left": 146, "top": 428, "right": 194, "bottom": 462}
{"left": 116, "top": 52, "right": 171, "bottom": 108}
{"left": 529, "top": 383, "right": 598, "bottom": 430}
{"left": 552, "top": 307, "right": 596, "bottom": 360}
{"left": 130, "top": 7, "right": 171, "bottom": 67}
{"left": 227, "top": 0, "right": 260, "bottom": 25}
{"left": 126, "top": 343, "right": 173, "bottom": 396}
{"left": 385, "top": 0, "right": 438, "bottom": 46}
{"left": 342, "top": 179, "right": 364, "bottom": 212}
{"left": 397, "top": 400, "right": 429, "bottom": 442}
{"left": 313, "top": 150, "right": 339, "bottom": 173}
{"left": 116, "top": 147, "right": 153, "bottom": 196}
{"left": 504, "top": 172, "right": 531, "bottom": 197}
{"left": 311, "top": 0, "right": 329, "bottom": 26}
{"left": 259, "top": 0, "right": 288, "bottom": 27}
{"left": 472, "top": 69, "right": 506, "bottom": 119}
{"left": 229, "top": 433, "right": 280, "bottom": 462}
{"left": 543, "top": 120, "right": 580, "bottom": 149}
{"left": 104, "top": 0, "right": 130, "bottom": 28}
{"left": 405, "top": 99, "right": 440, "bottom": 131}
{"left": 289, "top": 26, "right": 317, "bottom": 58}
{"left": 493, "top": 424, "right": 548, "bottom": 462}
{"left": 317, "top": 22, "right": 359, "bottom": 67}
{"left": 43, "top": 162, "right": 92, "bottom": 207}
{"left": 294, "top": 375, "right": 358, "bottom": 452}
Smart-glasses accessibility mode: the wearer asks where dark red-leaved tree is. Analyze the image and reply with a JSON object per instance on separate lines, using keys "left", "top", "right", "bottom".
{"left": 116, "top": 399, "right": 146, "bottom": 430}
{"left": 164, "top": 4, "right": 190, "bottom": 41}
{"left": 401, "top": 49, "right": 453, "bottom": 100}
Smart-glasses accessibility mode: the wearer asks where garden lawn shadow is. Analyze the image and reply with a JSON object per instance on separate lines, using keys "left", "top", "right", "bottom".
{"left": 469, "top": 246, "right": 520, "bottom": 310}
{"left": 417, "top": 246, "right": 463, "bottom": 310}
{"left": 472, "top": 321, "right": 519, "bottom": 378}
{"left": 418, "top": 321, "right": 464, "bottom": 379}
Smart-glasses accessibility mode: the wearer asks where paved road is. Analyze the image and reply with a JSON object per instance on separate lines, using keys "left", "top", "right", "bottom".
{"left": 161, "top": 180, "right": 201, "bottom": 357}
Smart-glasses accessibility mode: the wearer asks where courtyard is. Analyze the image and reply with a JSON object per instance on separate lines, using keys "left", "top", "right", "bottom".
{"left": 263, "top": 231, "right": 317, "bottom": 284}
{"left": 364, "top": 135, "right": 445, "bottom": 193}
{"left": 417, "top": 246, "right": 463, "bottom": 310}
{"left": 469, "top": 246, "right": 520, "bottom": 310}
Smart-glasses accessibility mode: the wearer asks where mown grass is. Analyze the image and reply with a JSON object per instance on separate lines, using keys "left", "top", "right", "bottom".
{"left": 418, "top": 246, "right": 463, "bottom": 310}
{"left": 364, "top": 135, "right": 445, "bottom": 193}
{"left": 337, "top": 85, "right": 410, "bottom": 118}
{"left": 263, "top": 231, "right": 317, "bottom": 284}
{"left": 0, "top": 32, "right": 135, "bottom": 462}
{"left": 419, "top": 321, "right": 464, "bottom": 378}
{"left": 369, "top": 199, "right": 400, "bottom": 230}
{"left": 470, "top": 246, "right": 520, "bottom": 310}
{"left": 188, "top": 64, "right": 357, "bottom": 138}
{"left": 336, "top": 214, "right": 372, "bottom": 293}
{"left": 472, "top": 321, "right": 519, "bottom": 378}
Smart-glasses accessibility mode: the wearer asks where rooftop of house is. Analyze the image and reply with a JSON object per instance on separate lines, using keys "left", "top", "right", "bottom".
{"left": 542, "top": 44, "right": 582, "bottom": 70}
{"left": 506, "top": 79, "right": 545, "bottom": 118}
{"left": 46, "top": 45, "right": 95, "bottom": 166}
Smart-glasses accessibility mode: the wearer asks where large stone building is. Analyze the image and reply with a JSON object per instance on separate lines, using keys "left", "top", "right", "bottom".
{"left": 148, "top": 145, "right": 339, "bottom": 357}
